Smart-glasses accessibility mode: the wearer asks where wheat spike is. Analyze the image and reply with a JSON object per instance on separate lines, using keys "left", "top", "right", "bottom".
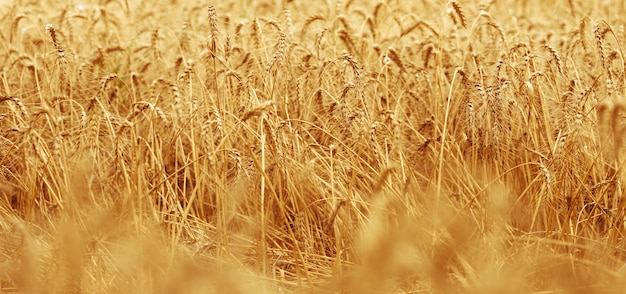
{"left": 450, "top": 1, "right": 467, "bottom": 28}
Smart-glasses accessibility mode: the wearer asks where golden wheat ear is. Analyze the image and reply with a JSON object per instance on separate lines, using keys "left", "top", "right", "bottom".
{"left": 450, "top": 1, "right": 467, "bottom": 28}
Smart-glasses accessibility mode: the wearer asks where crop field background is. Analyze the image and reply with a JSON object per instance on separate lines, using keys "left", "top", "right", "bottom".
{"left": 2, "top": 0, "right": 626, "bottom": 293}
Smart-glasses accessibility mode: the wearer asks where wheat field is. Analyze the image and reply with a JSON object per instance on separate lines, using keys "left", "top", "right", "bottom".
{"left": 2, "top": 0, "right": 626, "bottom": 293}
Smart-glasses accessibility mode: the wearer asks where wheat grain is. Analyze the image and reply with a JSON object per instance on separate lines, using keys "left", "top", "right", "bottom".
{"left": 477, "top": 11, "right": 506, "bottom": 45}
{"left": 316, "top": 27, "right": 328, "bottom": 59}
{"left": 208, "top": 6, "right": 219, "bottom": 54}
{"left": 282, "top": 9, "right": 294, "bottom": 38}
{"left": 45, "top": 23, "right": 68, "bottom": 94}
{"left": 223, "top": 34, "right": 232, "bottom": 60}
{"left": 580, "top": 16, "right": 590, "bottom": 53}
{"left": 366, "top": 16, "right": 377, "bottom": 40}
{"left": 180, "top": 20, "right": 191, "bottom": 53}
{"left": 450, "top": 1, "right": 467, "bottom": 29}
{"left": 99, "top": 74, "right": 117, "bottom": 100}
{"left": 422, "top": 43, "right": 435, "bottom": 68}
{"left": 338, "top": 29, "right": 356, "bottom": 55}
{"left": 266, "top": 33, "right": 287, "bottom": 75}
{"left": 263, "top": 19, "right": 283, "bottom": 35}
{"left": 543, "top": 44, "right": 564, "bottom": 75}
{"left": 10, "top": 14, "right": 27, "bottom": 43}
{"left": 242, "top": 100, "right": 274, "bottom": 121}
{"left": 250, "top": 17, "right": 262, "bottom": 50}
{"left": 594, "top": 23, "right": 609, "bottom": 74}
{"left": 149, "top": 27, "right": 162, "bottom": 61}
{"left": 386, "top": 47, "right": 404, "bottom": 70}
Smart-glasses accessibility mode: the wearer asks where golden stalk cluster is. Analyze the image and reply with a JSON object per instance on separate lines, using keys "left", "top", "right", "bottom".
{"left": 2, "top": 0, "right": 626, "bottom": 293}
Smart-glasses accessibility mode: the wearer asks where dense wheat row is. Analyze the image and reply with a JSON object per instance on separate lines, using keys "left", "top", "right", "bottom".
{"left": 2, "top": 0, "right": 626, "bottom": 293}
